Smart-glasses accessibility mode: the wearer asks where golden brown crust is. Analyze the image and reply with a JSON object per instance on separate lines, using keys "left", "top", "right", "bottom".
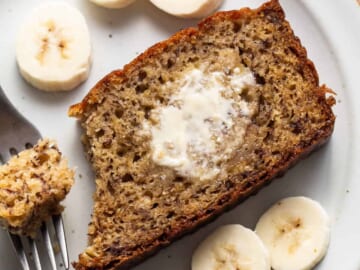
{"left": 68, "top": 27, "right": 198, "bottom": 119}
{"left": 71, "top": 0, "right": 335, "bottom": 269}
{"left": 74, "top": 125, "right": 334, "bottom": 270}
{"left": 69, "top": 1, "right": 282, "bottom": 119}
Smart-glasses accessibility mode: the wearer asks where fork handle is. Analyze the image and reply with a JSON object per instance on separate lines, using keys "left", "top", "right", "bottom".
{"left": 0, "top": 86, "right": 32, "bottom": 133}
{"left": 0, "top": 86, "right": 24, "bottom": 122}
{"left": 0, "top": 86, "right": 17, "bottom": 112}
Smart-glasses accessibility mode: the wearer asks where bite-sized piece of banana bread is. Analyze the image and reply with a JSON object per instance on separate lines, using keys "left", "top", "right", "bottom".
{"left": 0, "top": 139, "right": 74, "bottom": 238}
{"left": 69, "top": 0, "right": 335, "bottom": 269}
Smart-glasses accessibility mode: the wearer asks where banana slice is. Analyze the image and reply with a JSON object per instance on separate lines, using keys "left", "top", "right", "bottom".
{"left": 255, "top": 197, "right": 330, "bottom": 270}
{"left": 89, "top": 0, "right": 136, "bottom": 9}
{"left": 192, "top": 224, "right": 270, "bottom": 270}
{"left": 16, "top": 2, "right": 91, "bottom": 92}
{"left": 150, "top": 0, "right": 224, "bottom": 19}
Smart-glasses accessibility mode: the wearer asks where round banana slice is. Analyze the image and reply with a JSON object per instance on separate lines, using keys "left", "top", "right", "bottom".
{"left": 150, "top": 0, "right": 224, "bottom": 19}
{"left": 89, "top": 0, "right": 136, "bottom": 9}
{"left": 192, "top": 224, "right": 270, "bottom": 270}
{"left": 255, "top": 197, "right": 330, "bottom": 270}
{"left": 16, "top": 2, "right": 91, "bottom": 92}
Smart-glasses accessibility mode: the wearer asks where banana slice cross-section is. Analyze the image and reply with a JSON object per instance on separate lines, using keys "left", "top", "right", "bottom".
{"left": 255, "top": 196, "right": 330, "bottom": 270}
{"left": 16, "top": 2, "right": 92, "bottom": 92}
{"left": 89, "top": 0, "right": 136, "bottom": 9}
{"left": 150, "top": 0, "right": 224, "bottom": 19}
{"left": 192, "top": 224, "right": 270, "bottom": 270}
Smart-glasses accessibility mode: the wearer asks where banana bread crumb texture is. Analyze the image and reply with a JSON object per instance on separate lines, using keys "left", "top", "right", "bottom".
{"left": 0, "top": 138, "right": 74, "bottom": 238}
{"left": 69, "top": 0, "right": 335, "bottom": 269}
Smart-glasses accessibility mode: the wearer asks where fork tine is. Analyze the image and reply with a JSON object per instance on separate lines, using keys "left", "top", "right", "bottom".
{"left": 41, "top": 223, "right": 57, "bottom": 270}
{"left": 8, "top": 233, "right": 31, "bottom": 270}
{"left": 53, "top": 215, "right": 69, "bottom": 269}
{"left": 29, "top": 238, "right": 42, "bottom": 270}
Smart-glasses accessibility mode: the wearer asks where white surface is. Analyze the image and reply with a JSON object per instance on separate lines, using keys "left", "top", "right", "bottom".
{"left": 0, "top": 0, "right": 358, "bottom": 269}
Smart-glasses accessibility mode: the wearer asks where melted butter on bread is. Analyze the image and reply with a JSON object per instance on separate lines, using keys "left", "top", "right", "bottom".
{"left": 146, "top": 61, "right": 257, "bottom": 180}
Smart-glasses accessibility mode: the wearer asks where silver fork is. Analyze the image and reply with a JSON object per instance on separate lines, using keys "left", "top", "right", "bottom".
{"left": 0, "top": 86, "right": 69, "bottom": 270}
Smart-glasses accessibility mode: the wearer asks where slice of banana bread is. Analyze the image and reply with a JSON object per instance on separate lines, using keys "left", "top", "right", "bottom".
{"left": 0, "top": 139, "right": 74, "bottom": 238}
{"left": 69, "top": 0, "right": 335, "bottom": 269}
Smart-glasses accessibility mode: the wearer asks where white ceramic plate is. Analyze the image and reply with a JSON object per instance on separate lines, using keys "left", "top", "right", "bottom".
{"left": 0, "top": 0, "right": 359, "bottom": 269}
